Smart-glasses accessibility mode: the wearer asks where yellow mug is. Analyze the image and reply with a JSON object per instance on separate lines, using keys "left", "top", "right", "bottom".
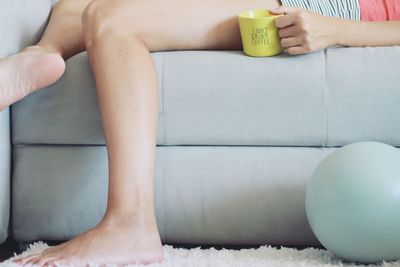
{"left": 238, "top": 9, "right": 284, "bottom": 57}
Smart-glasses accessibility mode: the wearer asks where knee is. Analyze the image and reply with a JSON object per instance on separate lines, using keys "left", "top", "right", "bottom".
{"left": 81, "top": 0, "right": 135, "bottom": 46}
{"left": 53, "top": 0, "right": 88, "bottom": 15}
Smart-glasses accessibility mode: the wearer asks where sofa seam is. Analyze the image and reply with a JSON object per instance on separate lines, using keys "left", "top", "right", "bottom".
{"left": 161, "top": 53, "right": 167, "bottom": 242}
{"left": 162, "top": 53, "right": 167, "bottom": 145}
{"left": 324, "top": 48, "right": 329, "bottom": 147}
{"left": 161, "top": 150, "right": 167, "bottom": 243}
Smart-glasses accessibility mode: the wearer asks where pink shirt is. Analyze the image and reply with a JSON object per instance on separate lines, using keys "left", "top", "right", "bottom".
{"left": 360, "top": 0, "right": 400, "bottom": 21}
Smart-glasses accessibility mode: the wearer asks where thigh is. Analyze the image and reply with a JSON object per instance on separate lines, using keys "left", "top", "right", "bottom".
{"left": 106, "top": 0, "right": 281, "bottom": 51}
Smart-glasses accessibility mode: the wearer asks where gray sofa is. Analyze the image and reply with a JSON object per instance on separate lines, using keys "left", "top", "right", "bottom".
{"left": 1, "top": 0, "right": 400, "bottom": 249}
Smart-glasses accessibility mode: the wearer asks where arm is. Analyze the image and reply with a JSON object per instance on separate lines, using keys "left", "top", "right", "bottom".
{"left": 270, "top": 6, "right": 400, "bottom": 55}
{"left": 335, "top": 20, "right": 400, "bottom": 47}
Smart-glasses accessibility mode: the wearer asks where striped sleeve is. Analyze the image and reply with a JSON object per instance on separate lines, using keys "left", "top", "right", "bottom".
{"left": 280, "top": 0, "right": 361, "bottom": 20}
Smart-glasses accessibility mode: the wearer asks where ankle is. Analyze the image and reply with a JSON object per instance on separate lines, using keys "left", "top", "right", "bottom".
{"left": 101, "top": 208, "right": 158, "bottom": 229}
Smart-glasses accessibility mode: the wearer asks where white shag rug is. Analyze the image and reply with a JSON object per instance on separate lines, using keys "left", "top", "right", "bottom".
{"left": 1, "top": 241, "right": 400, "bottom": 267}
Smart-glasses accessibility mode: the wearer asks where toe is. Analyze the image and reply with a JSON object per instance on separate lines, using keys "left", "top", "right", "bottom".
{"left": 49, "top": 258, "right": 69, "bottom": 267}
{"left": 13, "top": 253, "right": 41, "bottom": 265}
{"left": 10, "top": 256, "right": 23, "bottom": 263}
{"left": 42, "top": 258, "right": 58, "bottom": 267}
{"left": 11, "top": 253, "right": 37, "bottom": 262}
{"left": 27, "top": 255, "right": 55, "bottom": 267}
{"left": 47, "top": 258, "right": 70, "bottom": 267}
{"left": 42, "top": 258, "right": 60, "bottom": 267}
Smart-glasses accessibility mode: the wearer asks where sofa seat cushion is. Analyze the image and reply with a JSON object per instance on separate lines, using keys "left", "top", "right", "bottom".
{"left": 13, "top": 145, "right": 330, "bottom": 245}
{"left": 11, "top": 48, "right": 400, "bottom": 146}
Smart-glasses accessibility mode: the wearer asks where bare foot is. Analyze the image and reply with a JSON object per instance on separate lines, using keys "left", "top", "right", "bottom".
{"left": 11, "top": 215, "right": 164, "bottom": 266}
{"left": 0, "top": 46, "right": 65, "bottom": 111}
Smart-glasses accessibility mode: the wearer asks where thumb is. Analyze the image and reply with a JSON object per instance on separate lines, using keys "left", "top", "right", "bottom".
{"left": 269, "top": 5, "right": 299, "bottom": 15}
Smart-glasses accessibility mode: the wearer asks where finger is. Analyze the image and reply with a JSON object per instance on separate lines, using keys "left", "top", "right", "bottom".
{"left": 287, "top": 46, "right": 307, "bottom": 55}
{"left": 280, "top": 37, "right": 303, "bottom": 48}
{"left": 278, "top": 25, "right": 300, "bottom": 38}
{"left": 269, "top": 5, "right": 301, "bottom": 15}
{"left": 275, "top": 13, "right": 299, "bottom": 29}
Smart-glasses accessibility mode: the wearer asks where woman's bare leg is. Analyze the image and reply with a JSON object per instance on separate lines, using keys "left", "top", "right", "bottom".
{"left": 11, "top": 0, "right": 280, "bottom": 266}
{"left": 36, "top": 0, "right": 91, "bottom": 58}
{"left": 0, "top": 0, "right": 91, "bottom": 111}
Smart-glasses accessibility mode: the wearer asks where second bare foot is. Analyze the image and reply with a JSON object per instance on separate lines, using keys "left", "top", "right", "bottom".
{"left": 0, "top": 46, "right": 65, "bottom": 111}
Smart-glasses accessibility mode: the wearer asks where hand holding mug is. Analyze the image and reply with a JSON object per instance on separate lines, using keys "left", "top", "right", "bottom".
{"left": 270, "top": 6, "right": 339, "bottom": 55}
